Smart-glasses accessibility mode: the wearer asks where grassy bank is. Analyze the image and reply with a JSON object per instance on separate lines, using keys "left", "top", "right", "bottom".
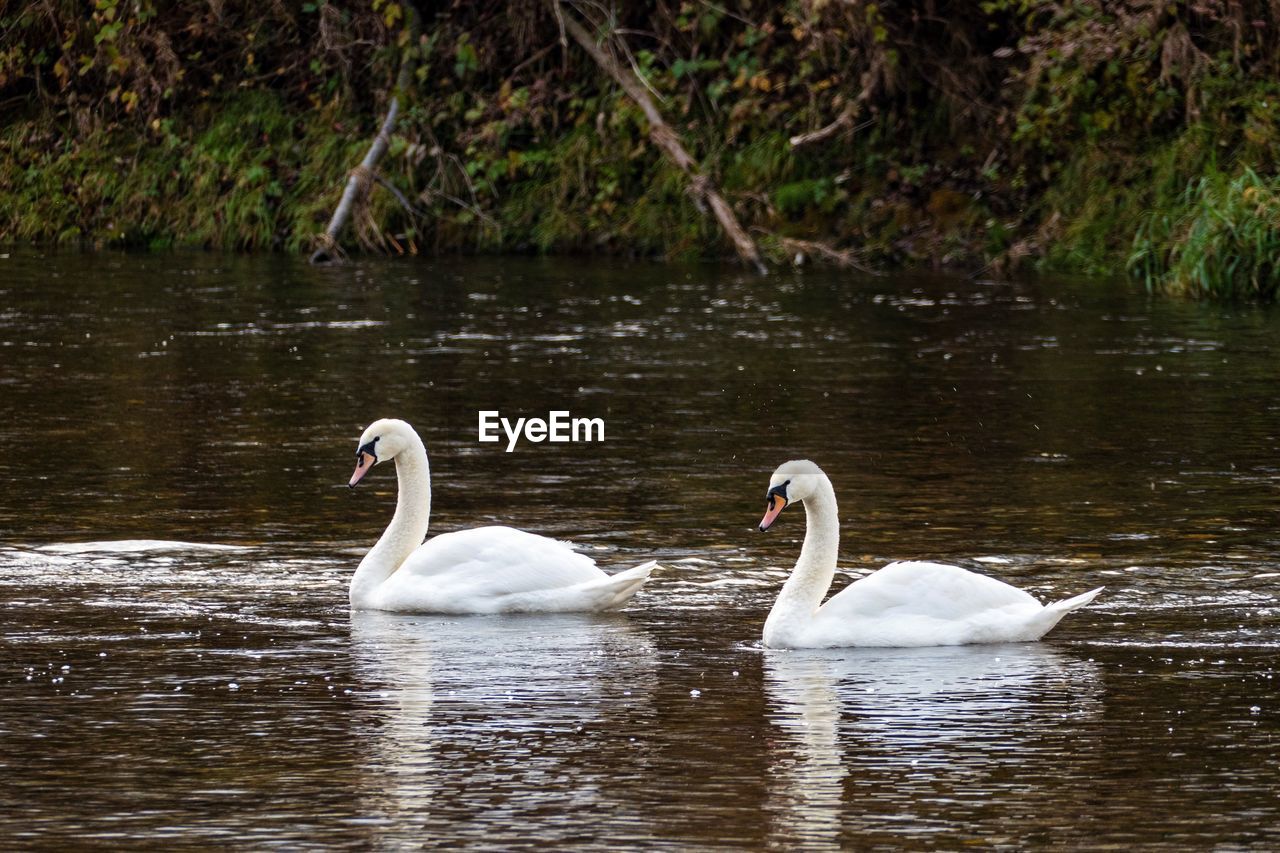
{"left": 2, "top": 2, "right": 1279, "bottom": 297}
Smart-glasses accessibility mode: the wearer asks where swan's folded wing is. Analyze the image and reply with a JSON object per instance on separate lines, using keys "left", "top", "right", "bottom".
{"left": 820, "top": 560, "right": 1040, "bottom": 621}
{"left": 397, "top": 525, "right": 606, "bottom": 597}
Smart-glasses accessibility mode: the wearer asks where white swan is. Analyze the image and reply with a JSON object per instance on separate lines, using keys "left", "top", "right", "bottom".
{"left": 347, "top": 418, "right": 655, "bottom": 613}
{"left": 756, "top": 460, "right": 1103, "bottom": 648}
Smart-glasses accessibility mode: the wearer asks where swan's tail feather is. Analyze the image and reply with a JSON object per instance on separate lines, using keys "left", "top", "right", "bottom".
{"left": 1025, "top": 585, "right": 1104, "bottom": 640}
{"left": 1047, "top": 586, "right": 1105, "bottom": 614}
{"left": 597, "top": 560, "right": 658, "bottom": 610}
{"left": 620, "top": 559, "right": 659, "bottom": 577}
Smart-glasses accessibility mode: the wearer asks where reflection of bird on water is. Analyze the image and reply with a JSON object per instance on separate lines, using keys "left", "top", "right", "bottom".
{"left": 762, "top": 643, "right": 1104, "bottom": 846}
{"left": 347, "top": 610, "right": 659, "bottom": 830}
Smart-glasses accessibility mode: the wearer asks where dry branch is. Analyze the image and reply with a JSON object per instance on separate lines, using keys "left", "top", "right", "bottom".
{"left": 310, "top": 3, "right": 420, "bottom": 264}
{"left": 310, "top": 104, "right": 399, "bottom": 263}
{"left": 775, "top": 235, "right": 881, "bottom": 276}
{"left": 789, "top": 104, "right": 858, "bottom": 149}
{"left": 789, "top": 80, "right": 875, "bottom": 149}
{"left": 559, "top": 5, "right": 767, "bottom": 274}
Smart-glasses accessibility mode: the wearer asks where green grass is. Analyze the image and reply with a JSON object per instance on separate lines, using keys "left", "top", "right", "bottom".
{"left": 3, "top": 72, "right": 1279, "bottom": 301}
{"left": 1130, "top": 167, "right": 1280, "bottom": 299}
{"left": 0, "top": 91, "right": 358, "bottom": 251}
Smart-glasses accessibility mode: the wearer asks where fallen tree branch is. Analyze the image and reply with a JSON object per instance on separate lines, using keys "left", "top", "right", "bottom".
{"left": 790, "top": 104, "right": 858, "bottom": 149}
{"left": 310, "top": 2, "right": 421, "bottom": 264}
{"left": 374, "top": 173, "right": 423, "bottom": 221}
{"left": 559, "top": 4, "right": 767, "bottom": 274}
{"left": 771, "top": 234, "right": 883, "bottom": 276}
{"left": 790, "top": 80, "right": 875, "bottom": 149}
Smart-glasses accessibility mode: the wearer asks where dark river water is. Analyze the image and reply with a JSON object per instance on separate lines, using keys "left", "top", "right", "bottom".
{"left": 1, "top": 251, "right": 1278, "bottom": 848}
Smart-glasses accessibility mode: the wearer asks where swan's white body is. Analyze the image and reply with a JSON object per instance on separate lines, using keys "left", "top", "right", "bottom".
{"left": 758, "top": 460, "right": 1103, "bottom": 649}
{"left": 348, "top": 419, "right": 654, "bottom": 614}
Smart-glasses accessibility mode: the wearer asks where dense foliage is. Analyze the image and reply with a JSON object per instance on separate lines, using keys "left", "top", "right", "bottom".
{"left": 2, "top": 1, "right": 1279, "bottom": 296}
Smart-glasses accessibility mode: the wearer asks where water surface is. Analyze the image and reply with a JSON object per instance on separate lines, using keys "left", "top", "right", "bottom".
{"left": 1, "top": 252, "right": 1278, "bottom": 848}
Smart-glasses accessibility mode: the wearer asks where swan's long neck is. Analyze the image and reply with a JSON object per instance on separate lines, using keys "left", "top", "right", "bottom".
{"left": 349, "top": 437, "right": 431, "bottom": 607}
{"left": 764, "top": 477, "right": 839, "bottom": 645}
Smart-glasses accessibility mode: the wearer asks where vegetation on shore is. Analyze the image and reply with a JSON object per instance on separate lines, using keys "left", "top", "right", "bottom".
{"left": 2, "top": 1, "right": 1279, "bottom": 297}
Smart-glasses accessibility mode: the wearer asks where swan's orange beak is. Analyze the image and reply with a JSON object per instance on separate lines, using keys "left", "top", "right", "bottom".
{"left": 758, "top": 494, "right": 788, "bottom": 531}
{"left": 349, "top": 451, "right": 375, "bottom": 488}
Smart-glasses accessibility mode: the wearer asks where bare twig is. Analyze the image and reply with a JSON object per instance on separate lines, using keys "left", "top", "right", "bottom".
{"left": 772, "top": 234, "right": 882, "bottom": 275}
{"left": 552, "top": 0, "right": 568, "bottom": 48}
{"left": 695, "top": 0, "right": 758, "bottom": 29}
{"left": 507, "top": 42, "right": 557, "bottom": 81}
{"left": 789, "top": 104, "right": 858, "bottom": 149}
{"left": 790, "top": 77, "right": 877, "bottom": 149}
{"left": 442, "top": 150, "right": 499, "bottom": 229}
{"left": 374, "top": 173, "right": 422, "bottom": 220}
{"left": 404, "top": 140, "right": 502, "bottom": 235}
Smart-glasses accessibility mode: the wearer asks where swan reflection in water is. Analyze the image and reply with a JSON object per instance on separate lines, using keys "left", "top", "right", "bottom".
{"left": 348, "top": 610, "right": 658, "bottom": 837}
{"left": 763, "top": 643, "right": 1104, "bottom": 846}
